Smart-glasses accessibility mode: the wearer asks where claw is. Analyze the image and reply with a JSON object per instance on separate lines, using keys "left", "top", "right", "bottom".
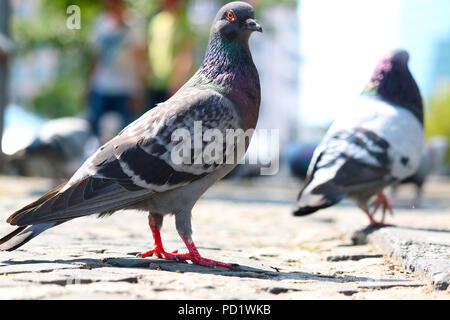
{"left": 139, "top": 247, "right": 180, "bottom": 260}
{"left": 178, "top": 233, "right": 233, "bottom": 269}
{"left": 142, "top": 215, "right": 233, "bottom": 269}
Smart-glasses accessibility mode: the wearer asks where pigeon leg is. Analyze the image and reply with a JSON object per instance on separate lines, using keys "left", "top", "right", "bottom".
{"left": 173, "top": 211, "right": 232, "bottom": 268}
{"left": 361, "top": 205, "right": 382, "bottom": 227}
{"left": 139, "top": 214, "right": 179, "bottom": 259}
{"left": 176, "top": 232, "right": 233, "bottom": 268}
{"left": 371, "top": 192, "right": 394, "bottom": 224}
{"left": 359, "top": 203, "right": 390, "bottom": 227}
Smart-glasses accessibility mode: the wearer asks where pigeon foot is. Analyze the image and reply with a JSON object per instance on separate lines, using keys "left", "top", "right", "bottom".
{"left": 367, "top": 221, "right": 392, "bottom": 228}
{"left": 176, "top": 252, "right": 233, "bottom": 268}
{"left": 139, "top": 247, "right": 180, "bottom": 259}
{"left": 360, "top": 203, "right": 391, "bottom": 227}
{"left": 178, "top": 233, "right": 233, "bottom": 269}
{"left": 372, "top": 192, "right": 393, "bottom": 214}
{"left": 371, "top": 192, "right": 394, "bottom": 224}
{"left": 140, "top": 215, "right": 189, "bottom": 261}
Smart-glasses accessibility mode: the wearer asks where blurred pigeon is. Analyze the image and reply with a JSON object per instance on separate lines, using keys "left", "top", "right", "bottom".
{"left": 0, "top": 2, "right": 262, "bottom": 268}
{"left": 391, "top": 136, "right": 449, "bottom": 207}
{"left": 8, "top": 117, "right": 98, "bottom": 180}
{"left": 293, "top": 50, "right": 424, "bottom": 226}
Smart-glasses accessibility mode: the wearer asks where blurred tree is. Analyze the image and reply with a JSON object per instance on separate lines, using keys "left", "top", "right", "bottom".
{"left": 425, "top": 85, "right": 450, "bottom": 163}
{"left": 218, "top": 0, "right": 297, "bottom": 13}
{"left": 11, "top": 0, "right": 158, "bottom": 118}
{"left": 11, "top": 0, "right": 296, "bottom": 118}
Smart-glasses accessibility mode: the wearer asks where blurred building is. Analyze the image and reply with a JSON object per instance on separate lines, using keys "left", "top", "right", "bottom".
{"left": 242, "top": 3, "right": 300, "bottom": 176}
{"left": 297, "top": 0, "right": 450, "bottom": 137}
{"left": 253, "top": 4, "right": 300, "bottom": 146}
{"left": 399, "top": 0, "right": 450, "bottom": 96}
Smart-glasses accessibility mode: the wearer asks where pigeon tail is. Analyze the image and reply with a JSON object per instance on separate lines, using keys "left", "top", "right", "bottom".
{"left": 0, "top": 222, "right": 59, "bottom": 251}
{"left": 292, "top": 191, "right": 345, "bottom": 217}
{"left": 7, "top": 182, "right": 67, "bottom": 224}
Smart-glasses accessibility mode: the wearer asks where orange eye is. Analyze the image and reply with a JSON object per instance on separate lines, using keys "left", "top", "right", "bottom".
{"left": 226, "top": 10, "right": 235, "bottom": 21}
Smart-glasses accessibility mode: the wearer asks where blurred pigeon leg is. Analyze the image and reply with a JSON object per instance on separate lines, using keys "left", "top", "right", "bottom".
{"left": 371, "top": 191, "right": 394, "bottom": 224}
{"left": 361, "top": 204, "right": 381, "bottom": 226}
{"left": 360, "top": 203, "right": 390, "bottom": 227}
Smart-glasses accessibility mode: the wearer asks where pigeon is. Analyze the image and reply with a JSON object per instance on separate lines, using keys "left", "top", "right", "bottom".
{"left": 292, "top": 50, "right": 424, "bottom": 226}
{"left": 8, "top": 117, "right": 98, "bottom": 180}
{"left": 0, "top": 1, "right": 262, "bottom": 268}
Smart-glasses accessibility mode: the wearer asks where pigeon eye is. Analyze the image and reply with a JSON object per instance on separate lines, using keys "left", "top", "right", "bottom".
{"left": 226, "top": 10, "right": 236, "bottom": 21}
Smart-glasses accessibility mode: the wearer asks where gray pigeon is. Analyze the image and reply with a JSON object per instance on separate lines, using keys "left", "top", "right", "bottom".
{"left": 391, "top": 136, "right": 449, "bottom": 207}
{"left": 293, "top": 50, "right": 424, "bottom": 226}
{"left": 0, "top": 1, "right": 262, "bottom": 268}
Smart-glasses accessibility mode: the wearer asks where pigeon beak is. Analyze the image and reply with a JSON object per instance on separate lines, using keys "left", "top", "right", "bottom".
{"left": 245, "top": 18, "right": 263, "bottom": 33}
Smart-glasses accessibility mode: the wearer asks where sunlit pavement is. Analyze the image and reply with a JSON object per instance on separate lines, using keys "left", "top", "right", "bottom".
{"left": 0, "top": 175, "right": 448, "bottom": 299}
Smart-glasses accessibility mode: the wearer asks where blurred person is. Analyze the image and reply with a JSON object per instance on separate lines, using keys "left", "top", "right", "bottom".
{"left": 87, "top": 0, "right": 148, "bottom": 137}
{"left": 146, "top": 0, "right": 195, "bottom": 110}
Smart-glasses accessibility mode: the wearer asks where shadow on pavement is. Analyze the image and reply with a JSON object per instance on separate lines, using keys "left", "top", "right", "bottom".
{"left": 0, "top": 255, "right": 416, "bottom": 285}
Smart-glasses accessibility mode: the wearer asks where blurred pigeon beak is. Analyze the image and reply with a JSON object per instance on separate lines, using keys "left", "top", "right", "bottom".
{"left": 245, "top": 18, "right": 263, "bottom": 32}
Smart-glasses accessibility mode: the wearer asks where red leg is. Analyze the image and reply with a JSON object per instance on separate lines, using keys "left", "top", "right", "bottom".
{"left": 361, "top": 205, "right": 383, "bottom": 227}
{"left": 360, "top": 202, "right": 390, "bottom": 227}
{"left": 177, "top": 233, "right": 232, "bottom": 269}
{"left": 140, "top": 215, "right": 232, "bottom": 268}
{"left": 373, "top": 192, "right": 393, "bottom": 214}
{"left": 139, "top": 215, "right": 179, "bottom": 259}
{"left": 371, "top": 192, "right": 393, "bottom": 225}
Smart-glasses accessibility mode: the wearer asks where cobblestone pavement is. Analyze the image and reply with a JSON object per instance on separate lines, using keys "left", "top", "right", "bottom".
{"left": 0, "top": 176, "right": 448, "bottom": 299}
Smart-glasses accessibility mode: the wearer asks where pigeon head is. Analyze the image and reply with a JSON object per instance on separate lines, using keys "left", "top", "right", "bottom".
{"left": 183, "top": 2, "right": 262, "bottom": 129}
{"left": 185, "top": 2, "right": 262, "bottom": 113}
{"left": 210, "top": 1, "right": 262, "bottom": 41}
{"left": 362, "top": 49, "right": 423, "bottom": 123}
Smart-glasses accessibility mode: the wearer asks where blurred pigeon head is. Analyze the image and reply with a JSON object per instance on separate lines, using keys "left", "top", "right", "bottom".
{"left": 363, "top": 49, "right": 423, "bottom": 123}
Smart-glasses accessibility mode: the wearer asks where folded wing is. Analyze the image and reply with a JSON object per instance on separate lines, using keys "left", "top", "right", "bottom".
{"left": 7, "top": 87, "right": 240, "bottom": 227}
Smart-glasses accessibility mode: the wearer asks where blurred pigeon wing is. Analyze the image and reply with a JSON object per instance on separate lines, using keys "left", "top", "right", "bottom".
{"left": 8, "top": 87, "right": 241, "bottom": 226}
{"left": 303, "top": 97, "right": 423, "bottom": 197}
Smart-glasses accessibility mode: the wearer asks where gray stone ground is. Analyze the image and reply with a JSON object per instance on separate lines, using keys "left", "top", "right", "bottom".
{"left": 0, "top": 175, "right": 449, "bottom": 299}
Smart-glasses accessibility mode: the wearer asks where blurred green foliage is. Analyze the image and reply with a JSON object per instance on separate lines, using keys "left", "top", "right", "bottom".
{"left": 218, "top": 0, "right": 297, "bottom": 9}
{"left": 12, "top": 0, "right": 101, "bottom": 117}
{"left": 11, "top": 0, "right": 159, "bottom": 118}
{"left": 11, "top": 0, "right": 296, "bottom": 118}
{"left": 425, "top": 85, "right": 450, "bottom": 163}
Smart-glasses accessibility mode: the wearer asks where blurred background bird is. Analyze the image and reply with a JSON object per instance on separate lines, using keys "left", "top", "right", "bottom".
{"left": 6, "top": 117, "right": 98, "bottom": 184}
{"left": 390, "top": 136, "right": 449, "bottom": 208}
{"left": 293, "top": 50, "right": 424, "bottom": 227}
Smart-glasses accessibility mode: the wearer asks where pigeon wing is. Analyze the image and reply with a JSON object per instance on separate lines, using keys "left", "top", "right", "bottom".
{"left": 309, "top": 127, "right": 393, "bottom": 194}
{"left": 7, "top": 87, "right": 241, "bottom": 226}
